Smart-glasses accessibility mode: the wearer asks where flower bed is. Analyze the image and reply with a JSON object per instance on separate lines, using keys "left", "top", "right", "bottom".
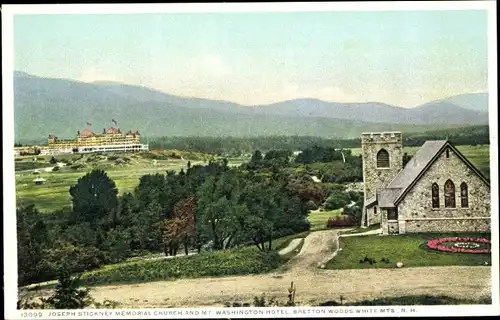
{"left": 427, "top": 237, "right": 490, "bottom": 254}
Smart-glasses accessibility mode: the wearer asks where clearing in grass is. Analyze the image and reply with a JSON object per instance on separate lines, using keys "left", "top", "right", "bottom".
{"left": 307, "top": 209, "right": 343, "bottom": 231}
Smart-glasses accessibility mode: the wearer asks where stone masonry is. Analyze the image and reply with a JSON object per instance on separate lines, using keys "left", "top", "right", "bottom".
{"left": 396, "top": 146, "right": 491, "bottom": 233}
{"left": 361, "top": 132, "right": 403, "bottom": 226}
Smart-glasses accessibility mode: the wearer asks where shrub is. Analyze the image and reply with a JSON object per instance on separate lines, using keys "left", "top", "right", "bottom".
{"left": 347, "top": 191, "right": 362, "bottom": 202}
{"left": 326, "top": 215, "right": 356, "bottom": 228}
{"left": 324, "top": 193, "right": 350, "bottom": 211}
{"left": 41, "top": 242, "right": 105, "bottom": 282}
{"left": 305, "top": 200, "right": 319, "bottom": 211}
{"left": 343, "top": 199, "right": 363, "bottom": 225}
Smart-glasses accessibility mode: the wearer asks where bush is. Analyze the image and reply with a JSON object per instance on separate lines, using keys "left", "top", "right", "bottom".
{"left": 80, "top": 247, "right": 281, "bottom": 285}
{"left": 326, "top": 215, "right": 356, "bottom": 228}
{"left": 324, "top": 193, "right": 350, "bottom": 211}
{"left": 347, "top": 191, "right": 362, "bottom": 202}
{"left": 343, "top": 200, "right": 363, "bottom": 225}
{"left": 41, "top": 242, "right": 105, "bottom": 281}
{"left": 305, "top": 200, "right": 319, "bottom": 211}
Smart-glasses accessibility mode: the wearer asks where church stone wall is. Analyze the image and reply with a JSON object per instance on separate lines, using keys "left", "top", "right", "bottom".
{"left": 361, "top": 132, "right": 403, "bottom": 226}
{"left": 397, "top": 146, "right": 491, "bottom": 233}
{"left": 366, "top": 205, "right": 380, "bottom": 226}
{"left": 404, "top": 218, "right": 490, "bottom": 233}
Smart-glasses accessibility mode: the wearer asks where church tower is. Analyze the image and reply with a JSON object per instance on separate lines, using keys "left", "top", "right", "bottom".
{"left": 361, "top": 132, "right": 403, "bottom": 226}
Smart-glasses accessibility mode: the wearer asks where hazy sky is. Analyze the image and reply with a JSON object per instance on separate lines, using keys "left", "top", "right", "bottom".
{"left": 13, "top": 10, "right": 488, "bottom": 107}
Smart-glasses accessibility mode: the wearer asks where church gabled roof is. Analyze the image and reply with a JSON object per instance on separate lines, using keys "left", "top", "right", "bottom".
{"left": 365, "top": 196, "right": 377, "bottom": 207}
{"left": 388, "top": 141, "right": 448, "bottom": 189}
{"left": 385, "top": 140, "right": 490, "bottom": 207}
{"left": 377, "top": 188, "right": 402, "bottom": 208}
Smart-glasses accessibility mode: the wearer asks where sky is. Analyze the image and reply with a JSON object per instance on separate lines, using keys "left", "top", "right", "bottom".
{"left": 13, "top": 9, "right": 489, "bottom": 107}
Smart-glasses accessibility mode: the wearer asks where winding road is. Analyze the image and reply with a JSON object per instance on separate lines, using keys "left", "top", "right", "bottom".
{"left": 79, "top": 229, "right": 492, "bottom": 307}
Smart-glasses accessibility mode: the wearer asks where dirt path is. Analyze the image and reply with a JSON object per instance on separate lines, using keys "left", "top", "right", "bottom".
{"left": 81, "top": 229, "right": 491, "bottom": 307}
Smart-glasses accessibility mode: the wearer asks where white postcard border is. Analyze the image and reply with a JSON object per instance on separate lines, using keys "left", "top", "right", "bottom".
{"left": 2, "top": 1, "right": 499, "bottom": 319}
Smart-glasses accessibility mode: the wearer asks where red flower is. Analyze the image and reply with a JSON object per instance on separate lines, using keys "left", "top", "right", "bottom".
{"left": 426, "top": 237, "right": 490, "bottom": 254}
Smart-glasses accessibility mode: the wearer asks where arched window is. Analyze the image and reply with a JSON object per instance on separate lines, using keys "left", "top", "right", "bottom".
{"left": 377, "top": 149, "right": 390, "bottom": 168}
{"left": 444, "top": 180, "right": 456, "bottom": 208}
{"left": 460, "top": 182, "right": 469, "bottom": 208}
{"left": 432, "top": 183, "right": 440, "bottom": 208}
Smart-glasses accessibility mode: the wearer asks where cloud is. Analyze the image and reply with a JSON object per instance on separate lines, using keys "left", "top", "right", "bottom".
{"left": 468, "top": 89, "right": 488, "bottom": 94}
{"left": 199, "top": 54, "right": 231, "bottom": 76}
{"left": 78, "top": 68, "right": 119, "bottom": 83}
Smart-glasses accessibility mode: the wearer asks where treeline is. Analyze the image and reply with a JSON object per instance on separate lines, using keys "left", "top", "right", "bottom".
{"left": 403, "top": 125, "right": 490, "bottom": 147}
{"left": 145, "top": 135, "right": 357, "bottom": 156}
{"left": 18, "top": 143, "right": 367, "bottom": 286}
{"left": 144, "top": 125, "right": 489, "bottom": 155}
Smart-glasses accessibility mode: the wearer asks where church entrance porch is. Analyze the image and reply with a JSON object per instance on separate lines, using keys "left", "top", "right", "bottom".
{"left": 382, "top": 207, "right": 399, "bottom": 235}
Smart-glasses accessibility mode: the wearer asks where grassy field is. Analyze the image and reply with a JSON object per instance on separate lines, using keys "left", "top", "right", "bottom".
{"left": 308, "top": 209, "right": 344, "bottom": 231}
{"left": 16, "top": 164, "right": 194, "bottom": 212}
{"left": 14, "top": 152, "right": 242, "bottom": 212}
{"left": 349, "top": 145, "right": 490, "bottom": 176}
{"left": 326, "top": 232, "right": 491, "bottom": 270}
{"left": 79, "top": 246, "right": 281, "bottom": 286}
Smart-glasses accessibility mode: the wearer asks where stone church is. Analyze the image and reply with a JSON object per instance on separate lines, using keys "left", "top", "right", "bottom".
{"left": 360, "top": 132, "right": 491, "bottom": 235}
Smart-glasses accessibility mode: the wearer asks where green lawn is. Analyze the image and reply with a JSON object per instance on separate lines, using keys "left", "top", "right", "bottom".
{"left": 326, "top": 232, "right": 491, "bottom": 270}
{"left": 307, "top": 209, "right": 344, "bottom": 231}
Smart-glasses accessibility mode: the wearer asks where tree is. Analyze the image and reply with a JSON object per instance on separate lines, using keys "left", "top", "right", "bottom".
{"left": 251, "top": 150, "right": 263, "bottom": 163}
{"left": 324, "top": 193, "right": 350, "bottom": 211}
{"left": 239, "top": 182, "right": 279, "bottom": 251}
{"left": 343, "top": 198, "right": 364, "bottom": 225}
{"left": 69, "top": 170, "right": 119, "bottom": 226}
{"left": 42, "top": 268, "right": 93, "bottom": 309}
{"left": 17, "top": 205, "right": 48, "bottom": 285}
{"left": 162, "top": 196, "right": 196, "bottom": 256}
{"left": 403, "top": 152, "right": 413, "bottom": 167}
{"left": 196, "top": 172, "right": 245, "bottom": 250}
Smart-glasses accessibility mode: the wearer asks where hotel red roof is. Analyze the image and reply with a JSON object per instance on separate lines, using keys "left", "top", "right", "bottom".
{"left": 106, "top": 127, "right": 119, "bottom": 134}
{"left": 80, "top": 129, "right": 94, "bottom": 137}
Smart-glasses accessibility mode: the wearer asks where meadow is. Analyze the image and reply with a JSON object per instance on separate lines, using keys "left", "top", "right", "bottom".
{"left": 14, "top": 151, "right": 245, "bottom": 212}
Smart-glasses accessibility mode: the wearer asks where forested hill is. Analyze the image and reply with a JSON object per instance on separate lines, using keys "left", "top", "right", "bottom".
{"left": 14, "top": 71, "right": 488, "bottom": 142}
{"left": 142, "top": 125, "right": 490, "bottom": 155}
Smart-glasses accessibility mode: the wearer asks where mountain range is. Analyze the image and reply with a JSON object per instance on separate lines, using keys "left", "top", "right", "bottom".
{"left": 12, "top": 71, "right": 489, "bottom": 142}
